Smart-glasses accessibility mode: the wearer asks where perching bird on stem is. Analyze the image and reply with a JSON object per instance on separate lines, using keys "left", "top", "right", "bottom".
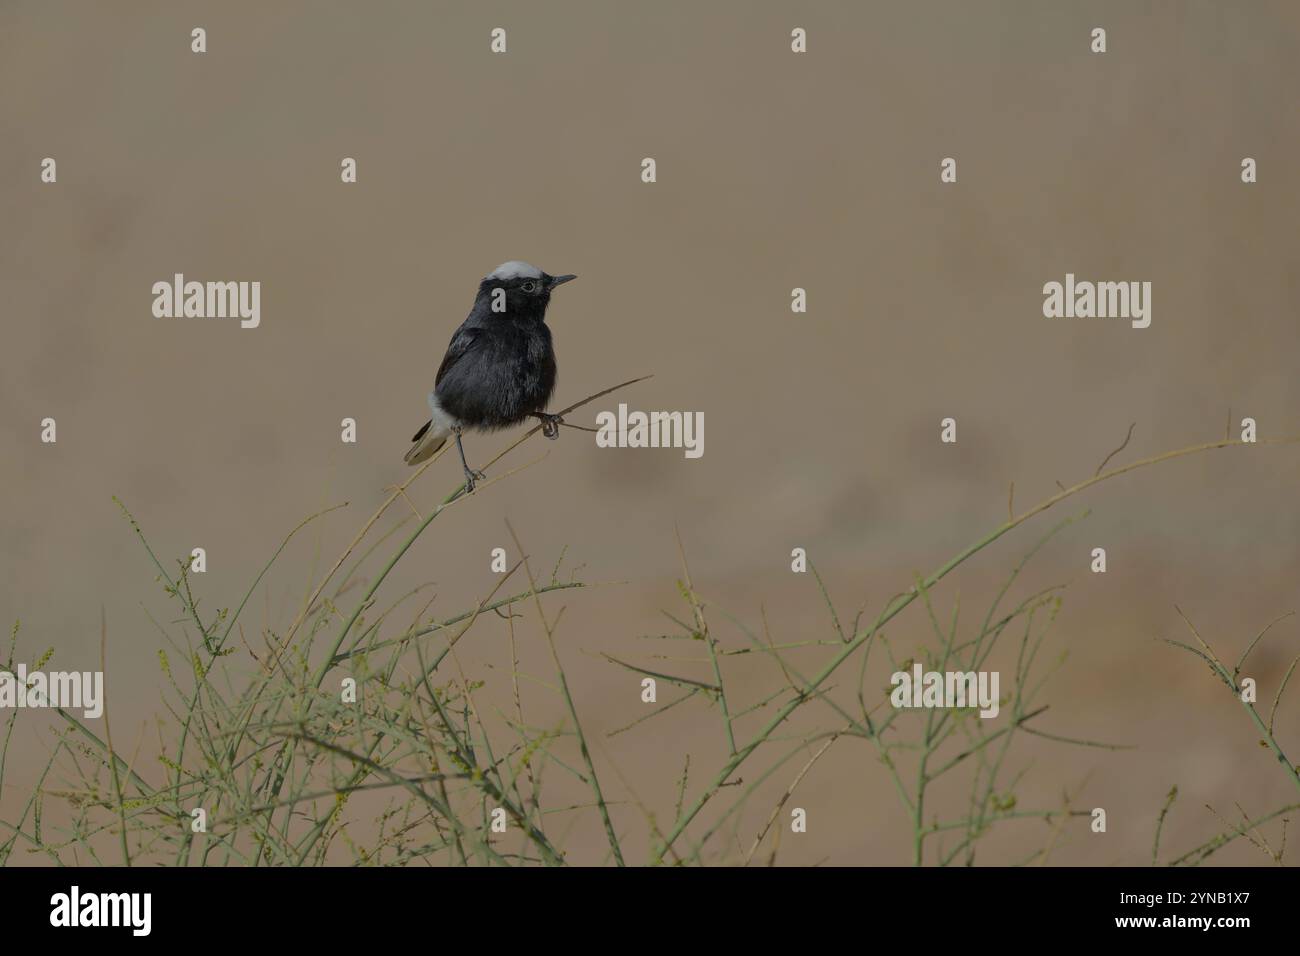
{"left": 405, "top": 261, "right": 576, "bottom": 493}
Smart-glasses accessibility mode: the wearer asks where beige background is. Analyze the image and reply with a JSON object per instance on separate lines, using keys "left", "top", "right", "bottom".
{"left": 3, "top": 0, "right": 1300, "bottom": 865}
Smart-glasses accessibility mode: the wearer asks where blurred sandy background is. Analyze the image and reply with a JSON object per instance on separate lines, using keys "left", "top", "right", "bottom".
{"left": 3, "top": 0, "right": 1300, "bottom": 865}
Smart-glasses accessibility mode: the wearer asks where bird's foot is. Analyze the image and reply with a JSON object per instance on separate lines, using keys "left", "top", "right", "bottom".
{"left": 534, "top": 412, "right": 564, "bottom": 440}
{"left": 461, "top": 467, "right": 487, "bottom": 494}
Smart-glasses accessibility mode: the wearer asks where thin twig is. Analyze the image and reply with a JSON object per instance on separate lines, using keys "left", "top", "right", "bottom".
{"left": 100, "top": 609, "right": 130, "bottom": 867}
{"left": 1153, "top": 785, "right": 1178, "bottom": 865}
{"left": 1095, "top": 422, "right": 1137, "bottom": 476}
{"left": 743, "top": 729, "right": 844, "bottom": 865}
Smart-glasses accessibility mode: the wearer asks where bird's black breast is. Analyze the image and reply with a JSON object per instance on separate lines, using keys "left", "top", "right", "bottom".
{"left": 434, "top": 320, "right": 556, "bottom": 430}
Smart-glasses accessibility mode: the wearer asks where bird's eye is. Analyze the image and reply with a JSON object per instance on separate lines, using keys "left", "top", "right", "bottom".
{"left": 521, "top": 280, "right": 537, "bottom": 293}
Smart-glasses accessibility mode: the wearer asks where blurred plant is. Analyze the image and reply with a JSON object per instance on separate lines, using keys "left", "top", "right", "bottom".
{"left": 1152, "top": 608, "right": 1299, "bottom": 866}
{"left": 1, "top": 415, "right": 1296, "bottom": 866}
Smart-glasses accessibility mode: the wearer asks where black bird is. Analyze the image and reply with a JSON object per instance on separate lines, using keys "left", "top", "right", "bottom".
{"left": 404, "top": 261, "right": 576, "bottom": 492}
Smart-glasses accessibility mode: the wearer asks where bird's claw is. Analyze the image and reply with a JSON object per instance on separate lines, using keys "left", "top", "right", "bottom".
{"left": 537, "top": 413, "right": 564, "bottom": 440}
{"left": 461, "top": 468, "right": 487, "bottom": 494}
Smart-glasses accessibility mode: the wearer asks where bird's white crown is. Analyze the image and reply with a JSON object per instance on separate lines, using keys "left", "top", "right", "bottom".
{"left": 486, "top": 260, "right": 543, "bottom": 281}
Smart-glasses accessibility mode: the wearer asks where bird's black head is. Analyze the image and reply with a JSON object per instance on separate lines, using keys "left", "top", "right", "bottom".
{"left": 476, "top": 261, "right": 576, "bottom": 323}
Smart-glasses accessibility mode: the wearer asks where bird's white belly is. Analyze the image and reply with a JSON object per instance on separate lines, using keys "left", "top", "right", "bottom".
{"left": 427, "top": 392, "right": 461, "bottom": 431}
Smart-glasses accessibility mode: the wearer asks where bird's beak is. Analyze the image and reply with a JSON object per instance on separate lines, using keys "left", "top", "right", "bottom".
{"left": 547, "top": 274, "right": 577, "bottom": 289}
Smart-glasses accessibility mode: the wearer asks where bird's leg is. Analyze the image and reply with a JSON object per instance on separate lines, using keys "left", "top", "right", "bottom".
{"left": 531, "top": 411, "right": 564, "bottom": 440}
{"left": 453, "top": 428, "right": 486, "bottom": 492}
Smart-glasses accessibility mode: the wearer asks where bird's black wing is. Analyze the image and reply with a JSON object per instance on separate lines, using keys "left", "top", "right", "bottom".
{"left": 410, "top": 326, "right": 482, "bottom": 442}
{"left": 434, "top": 325, "right": 481, "bottom": 389}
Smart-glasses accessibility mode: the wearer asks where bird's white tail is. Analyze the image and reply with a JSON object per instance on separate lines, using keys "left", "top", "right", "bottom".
{"left": 404, "top": 420, "right": 450, "bottom": 465}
